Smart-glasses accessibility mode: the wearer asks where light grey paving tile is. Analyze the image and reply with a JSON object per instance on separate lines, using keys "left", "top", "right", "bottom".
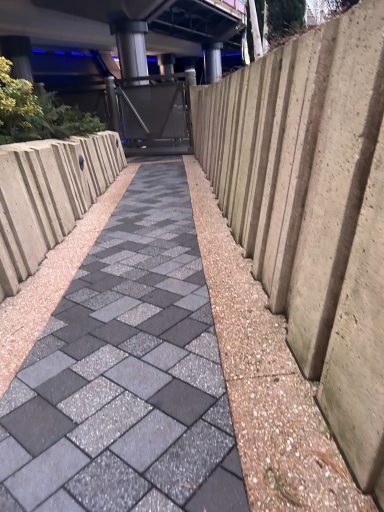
{"left": 112, "top": 281, "right": 154, "bottom": 299}
{"left": 18, "top": 352, "right": 75, "bottom": 389}
{"left": 120, "top": 332, "right": 162, "bottom": 357}
{"left": 0, "top": 380, "right": 36, "bottom": 418}
{"left": 97, "top": 238, "right": 122, "bottom": 249}
{"left": 66, "top": 287, "right": 98, "bottom": 304}
{"left": 66, "top": 451, "right": 149, "bottom": 512}
{"left": 185, "top": 259, "right": 203, "bottom": 271}
{"left": 111, "top": 409, "right": 185, "bottom": 472}
{"left": 194, "top": 285, "right": 209, "bottom": 298}
{"left": 120, "top": 253, "right": 149, "bottom": 266}
{"left": 155, "top": 278, "right": 199, "bottom": 296}
{"left": 163, "top": 246, "right": 190, "bottom": 258}
{"left": 90, "top": 296, "right": 141, "bottom": 322}
{"left": 142, "top": 342, "right": 187, "bottom": 371}
{"left": 21, "top": 335, "right": 65, "bottom": 369}
{"left": 0, "top": 437, "right": 31, "bottom": 481}
{"left": 72, "top": 345, "right": 127, "bottom": 380}
{"left": 68, "top": 392, "right": 152, "bottom": 457}
{"left": 151, "top": 260, "right": 185, "bottom": 276}
{"left": 82, "top": 290, "right": 123, "bottom": 311}
{"left": 203, "top": 395, "right": 234, "bottom": 435}
{"left": 101, "top": 250, "right": 136, "bottom": 264}
{"left": 174, "top": 254, "right": 197, "bottom": 264}
{"left": 174, "top": 293, "right": 209, "bottom": 312}
{"left": 118, "top": 303, "right": 161, "bottom": 327}
{"left": 168, "top": 266, "right": 197, "bottom": 280}
{"left": 102, "top": 263, "right": 134, "bottom": 276}
{"left": 4, "top": 438, "right": 89, "bottom": 511}
{"left": 0, "top": 426, "right": 8, "bottom": 442}
{"left": 58, "top": 376, "right": 123, "bottom": 423}
{"left": 38, "top": 317, "right": 67, "bottom": 339}
{"left": 105, "top": 357, "right": 172, "bottom": 400}
{"left": 186, "top": 332, "right": 221, "bottom": 363}
{"left": 74, "top": 269, "right": 89, "bottom": 280}
{"left": 122, "top": 268, "right": 148, "bottom": 281}
{"left": 191, "top": 303, "right": 213, "bottom": 325}
{"left": 132, "top": 489, "right": 182, "bottom": 512}
{"left": 170, "top": 354, "right": 225, "bottom": 398}
{"left": 145, "top": 420, "right": 233, "bottom": 505}
{"left": 34, "top": 490, "right": 85, "bottom": 512}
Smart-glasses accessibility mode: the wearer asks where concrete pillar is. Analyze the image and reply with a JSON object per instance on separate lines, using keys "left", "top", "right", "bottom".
{"left": 157, "top": 53, "right": 175, "bottom": 77}
{"left": 185, "top": 57, "right": 197, "bottom": 86}
{"left": 0, "top": 36, "right": 33, "bottom": 82}
{"left": 203, "top": 42, "right": 223, "bottom": 84}
{"left": 110, "top": 19, "right": 149, "bottom": 85}
{"left": 105, "top": 76, "right": 120, "bottom": 133}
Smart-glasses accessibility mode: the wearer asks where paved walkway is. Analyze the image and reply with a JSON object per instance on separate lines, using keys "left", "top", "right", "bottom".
{"left": 0, "top": 159, "right": 249, "bottom": 512}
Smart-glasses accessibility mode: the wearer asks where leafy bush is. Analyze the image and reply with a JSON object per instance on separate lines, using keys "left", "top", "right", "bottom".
{"left": 266, "top": 0, "right": 306, "bottom": 42}
{"left": 0, "top": 57, "right": 105, "bottom": 145}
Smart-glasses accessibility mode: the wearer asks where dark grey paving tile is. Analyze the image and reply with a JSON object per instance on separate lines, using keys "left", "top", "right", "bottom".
{"left": 221, "top": 447, "right": 244, "bottom": 479}
{"left": 122, "top": 268, "right": 148, "bottom": 281}
{"left": 0, "top": 379, "right": 36, "bottom": 418}
{"left": 81, "top": 260, "right": 107, "bottom": 273}
{"left": 37, "top": 317, "right": 67, "bottom": 339}
{"left": 161, "top": 318, "right": 208, "bottom": 348}
{"left": 35, "top": 369, "right": 88, "bottom": 405}
{"left": 91, "top": 320, "right": 138, "bottom": 346}
{"left": 0, "top": 484, "right": 23, "bottom": 512}
{"left": 170, "top": 354, "right": 225, "bottom": 397}
{"left": 90, "top": 296, "right": 141, "bottom": 323}
{"left": 0, "top": 437, "right": 31, "bottom": 482}
{"left": 136, "top": 271, "right": 167, "bottom": 287}
{"left": 186, "top": 332, "right": 221, "bottom": 363}
{"left": 55, "top": 317, "right": 104, "bottom": 344}
{"left": 190, "top": 303, "right": 214, "bottom": 325}
{"left": 185, "top": 270, "right": 206, "bottom": 286}
{"left": 132, "top": 489, "right": 182, "bottom": 512}
{"left": 68, "top": 392, "right": 151, "bottom": 457}
{"left": 64, "top": 280, "right": 89, "bottom": 297}
{"left": 89, "top": 274, "right": 125, "bottom": 292}
{"left": 141, "top": 289, "right": 183, "bottom": 309}
{"left": 53, "top": 299, "right": 74, "bottom": 316}
{"left": 66, "top": 451, "right": 149, "bottom": 512}
{"left": 111, "top": 409, "right": 185, "bottom": 472}
{"left": 61, "top": 334, "right": 105, "bottom": 360}
{"left": 4, "top": 438, "right": 89, "bottom": 511}
{"left": 20, "top": 335, "right": 66, "bottom": 370}
{"left": 82, "top": 290, "right": 123, "bottom": 311}
{"left": 120, "top": 332, "right": 162, "bottom": 357}
{"left": 138, "top": 306, "right": 190, "bottom": 336}
{"left": 145, "top": 420, "right": 233, "bottom": 505}
{"left": 34, "top": 489, "right": 85, "bottom": 512}
{"left": 142, "top": 342, "right": 187, "bottom": 371}
{"left": 17, "top": 351, "right": 75, "bottom": 388}
{"left": 203, "top": 395, "right": 234, "bottom": 436}
{"left": 149, "top": 379, "right": 215, "bottom": 426}
{"left": 105, "top": 357, "right": 171, "bottom": 400}
{"left": 185, "top": 467, "right": 248, "bottom": 512}
{"left": 66, "top": 287, "right": 99, "bottom": 305}
{"left": 81, "top": 270, "right": 112, "bottom": 284}
{"left": 0, "top": 396, "right": 75, "bottom": 457}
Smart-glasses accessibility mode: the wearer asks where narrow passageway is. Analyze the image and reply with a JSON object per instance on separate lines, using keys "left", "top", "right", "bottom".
{"left": 0, "top": 158, "right": 249, "bottom": 511}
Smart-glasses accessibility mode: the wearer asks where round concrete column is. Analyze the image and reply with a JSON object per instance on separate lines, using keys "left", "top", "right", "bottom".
{"left": 110, "top": 20, "right": 149, "bottom": 85}
{"left": 157, "top": 53, "right": 175, "bottom": 77}
{"left": 203, "top": 42, "right": 223, "bottom": 84}
{"left": 184, "top": 57, "right": 197, "bottom": 86}
{"left": 0, "top": 36, "right": 33, "bottom": 82}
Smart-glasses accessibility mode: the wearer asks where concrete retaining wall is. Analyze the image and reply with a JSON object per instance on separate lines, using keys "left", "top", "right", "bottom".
{"left": 190, "top": 0, "right": 384, "bottom": 504}
{"left": 0, "top": 131, "right": 125, "bottom": 302}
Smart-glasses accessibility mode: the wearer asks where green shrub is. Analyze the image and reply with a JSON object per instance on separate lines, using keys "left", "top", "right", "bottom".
{"left": 266, "top": 0, "right": 306, "bottom": 42}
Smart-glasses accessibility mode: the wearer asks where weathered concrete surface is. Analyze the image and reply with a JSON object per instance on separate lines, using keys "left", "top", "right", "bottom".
{"left": 375, "top": 468, "right": 384, "bottom": 509}
{"left": 252, "top": 41, "right": 298, "bottom": 279}
{"left": 317, "top": 121, "right": 384, "bottom": 492}
{"left": 230, "top": 58, "right": 265, "bottom": 244}
{"left": 263, "top": 21, "right": 339, "bottom": 314}
{"left": 241, "top": 50, "right": 283, "bottom": 258}
{"left": 287, "top": 0, "right": 384, "bottom": 379}
{"left": 213, "top": 78, "right": 230, "bottom": 197}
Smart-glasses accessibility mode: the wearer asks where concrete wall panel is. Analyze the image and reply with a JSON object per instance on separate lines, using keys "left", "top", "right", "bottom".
{"left": 375, "top": 468, "right": 384, "bottom": 509}
{"left": 317, "top": 121, "right": 384, "bottom": 491}
{"left": 287, "top": 0, "right": 384, "bottom": 379}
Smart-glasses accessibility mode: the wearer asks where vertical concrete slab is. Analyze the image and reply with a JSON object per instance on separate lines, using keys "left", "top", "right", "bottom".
{"left": 241, "top": 49, "right": 282, "bottom": 258}
{"left": 0, "top": 151, "right": 47, "bottom": 276}
{"left": 105, "top": 131, "right": 126, "bottom": 171}
{"left": 252, "top": 41, "right": 298, "bottom": 277}
{"left": 99, "top": 132, "right": 119, "bottom": 179}
{"left": 263, "top": 20, "right": 339, "bottom": 314}
{"left": 203, "top": 85, "right": 215, "bottom": 176}
{"left": 207, "top": 82, "right": 222, "bottom": 180}
{"left": 317, "top": 121, "right": 384, "bottom": 492}
{"left": 213, "top": 77, "right": 230, "bottom": 196}
{"left": 0, "top": 227, "right": 19, "bottom": 297}
{"left": 68, "top": 139, "right": 95, "bottom": 206}
{"left": 209, "top": 80, "right": 225, "bottom": 188}
{"left": 230, "top": 57, "right": 265, "bottom": 244}
{"left": 375, "top": 468, "right": 384, "bottom": 510}
{"left": 287, "top": 0, "right": 384, "bottom": 379}
{"left": 91, "top": 134, "right": 114, "bottom": 185}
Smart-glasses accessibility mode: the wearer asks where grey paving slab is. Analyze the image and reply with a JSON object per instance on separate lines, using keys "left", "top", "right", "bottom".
{"left": 21, "top": 335, "right": 66, "bottom": 369}
{"left": 34, "top": 490, "right": 85, "bottom": 512}
{"left": 91, "top": 319, "right": 138, "bottom": 345}
{"left": 90, "top": 295, "right": 141, "bottom": 322}
{"left": 72, "top": 345, "right": 127, "bottom": 380}
{"left": 141, "top": 289, "right": 183, "bottom": 309}
{"left": 143, "top": 342, "right": 187, "bottom": 371}
{"left": 36, "top": 369, "right": 88, "bottom": 405}
{"left": 174, "top": 293, "right": 209, "bottom": 312}
{"left": 0, "top": 484, "right": 23, "bottom": 512}
{"left": 106, "top": 357, "right": 172, "bottom": 400}
{"left": 120, "top": 332, "right": 162, "bottom": 357}
{"left": 146, "top": 420, "right": 234, "bottom": 505}
{"left": 118, "top": 303, "right": 162, "bottom": 327}
{"left": 137, "top": 271, "right": 167, "bottom": 287}
{"left": 0, "top": 396, "right": 75, "bottom": 456}
{"left": 186, "top": 332, "right": 221, "bottom": 363}
{"left": 221, "top": 447, "right": 244, "bottom": 479}
{"left": 0, "top": 437, "right": 31, "bottom": 482}
{"left": 17, "top": 351, "right": 75, "bottom": 388}
{"left": 111, "top": 409, "right": 185, "bottom": 472}
{"left": 190, "top": 303, "right": 214, "bottom": 325}
{"left": 58, "top": 376, "right": 123, "bottom": 423}
{"left": 112, "top": 280, "right": 154, "bottom": 299}
{"left": 66, "top": 451, "right": 149, "bottom": 512}
{"left": 155, "top": 278, "right": 199, "bottom": 296}
{"left": 0, "top": 379, "right": 36, "bottom": 418}
{"left": 82, "top": 290, "right": 123, "bottom": 311}
{"left": 38, "top": 317, "right": 67, "bottom": 339}
{"left": 61, "top": 334, "right": 105, "bottom": 360}
{"left": 66, "top": 287, "right": 99, "bottom": 305}
{"left": 68, "top": 392, "right": 151, "bottom": 457}
{"left": 138, "top": 306, "right": 190, "bottom": 336}
{"left": 168, "top": 266, "right": 198, "bottom": 280}
{"left": 4, "top": 438, "right": 89, "bottom": 511}
{"left": 132, "top": 489, "right": 182, "bottom": 512}
{"left": 170, "top": 354, "right": 225, "bottom": 398}
{"left": 161, "top": 318, "right": 208, "bottom": 347}
{"left": 203, "top": 395, "right": 234, "bottom": 435}
{"left": 0, "top": 426, "right": 8, "bottom": 442}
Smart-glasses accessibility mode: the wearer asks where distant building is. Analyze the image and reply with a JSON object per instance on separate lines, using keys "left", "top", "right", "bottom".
{"left": 306, "top": 0, "right": 333, "bottom": 26}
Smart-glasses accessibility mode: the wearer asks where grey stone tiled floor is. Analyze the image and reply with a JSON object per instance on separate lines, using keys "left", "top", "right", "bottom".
{"left": 0, "top": 161, "right": 249, "bottom": 512}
